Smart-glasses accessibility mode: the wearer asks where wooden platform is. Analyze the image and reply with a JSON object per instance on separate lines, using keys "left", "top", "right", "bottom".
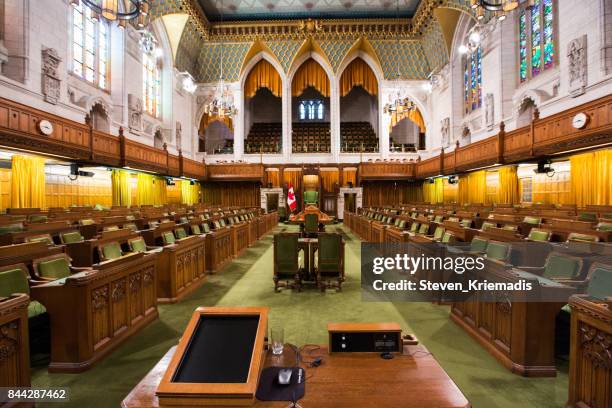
{"left": 121, "top": 344, "right": 470, "bottom": 408}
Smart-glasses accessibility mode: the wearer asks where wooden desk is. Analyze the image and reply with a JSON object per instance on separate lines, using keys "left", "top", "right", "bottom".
{"left": 122, "top": 344, "right": 470, "bottom": 408}
{"left": 156, "top": 235, "right": 206, "bottom": 304}
{"left": 205, "top": 226, "right": 232, "bottom": 273}
{"left": 67, "top": 229, "right": 140, "bottom": 267}
{"left": 31, "top": 252, "right": 158, "bottom": 373}
{"left": 567, "top": 296, "right": 611, "bottom": 408}
{"left": 0, "top": 294, "right": 30, "bottom": 393}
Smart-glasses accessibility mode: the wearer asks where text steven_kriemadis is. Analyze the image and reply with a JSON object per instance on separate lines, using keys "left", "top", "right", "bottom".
{"left": 371, "top": 279, "right": 533, "bottom": 292}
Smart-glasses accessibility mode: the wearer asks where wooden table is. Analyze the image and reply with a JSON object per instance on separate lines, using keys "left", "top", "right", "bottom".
{"left": 122, "top": 344, "right": 470, "bottom": 408}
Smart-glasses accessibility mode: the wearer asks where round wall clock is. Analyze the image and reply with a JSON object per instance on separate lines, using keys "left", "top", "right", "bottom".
{"left": 572, "top": 112, "right": 588, "bottom": 129}
{"left": 38, "top": 119, "right": 54, "bottom": 135}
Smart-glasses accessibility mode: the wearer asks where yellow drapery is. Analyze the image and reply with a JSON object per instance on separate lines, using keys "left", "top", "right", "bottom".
{"left": 135, "top": 173, "right": 167, "bottom": 206}
{"left": 11, "top": 155, "right": 46, "bottom": 209}
{"left": 291, "top": 59, "right": 330, "bottom": 97}
{"left": 390, "top": 107, "right": 426, "bottom": 133}
{"left": 111, "top": 169, "right": 132, "bottom": 207}
{"left": 343, "top": 168, "right": 357, "bottom": 187}
{"left": 497, "top": 166, "right": 519, "bottom": 204}
{"left": 265, "top": 170, "right": 280, "bottom": 187}
{"left": 245, "top": 59, "right": 282, "bottom": 98}
{"left": 180, "top": 180, "right": 201, "bottom": 205}
{"left": 283, "top": 169, "right": 302, "bottom": 192}
{"left": 200, "top": 113, "right": 234, "bottom": 133}
{"left": 570, "top": 149, "right": 612, "bottom": 207}
{"left": 457, "top": 170, "right": 486, "bottom": 204}
{"left": 340, "top": 58, "right": 378, "bottom": 97}
{"left": 320, "top": 170, "right": 339, "bottom": 192}
{"left": 422, "top": 178, "right": 444, "bottom": 204}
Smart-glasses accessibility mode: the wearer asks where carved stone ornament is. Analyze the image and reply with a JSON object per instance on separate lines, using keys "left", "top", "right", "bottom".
{"left": 484, "top": 93, "right": 495, "bottom": 130}
{"left": 176, "top": 121, "right": 182, "bottom": 147}
{"left": 42, "top": 48, "right": 62, "bottom": 104}
{"left": 128, "top": 93, "right": 144, "bottom": 131}
{"left": 568, "top": 35, "right": 587, "bottom": 97}
{"left": 440, "top": 117, "right": 450, "bottom": 148}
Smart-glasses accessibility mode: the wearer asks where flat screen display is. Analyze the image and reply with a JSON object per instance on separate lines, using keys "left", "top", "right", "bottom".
{"left": 172, "top": 315, "right": 260, "bottom": 383}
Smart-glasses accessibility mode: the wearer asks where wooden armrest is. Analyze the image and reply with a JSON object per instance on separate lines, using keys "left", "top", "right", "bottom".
{"left": 70, "top": 266, "right": 92, "bottom": 273}
{"left": 29, "top": 278, "right": 52, "bottom": 286}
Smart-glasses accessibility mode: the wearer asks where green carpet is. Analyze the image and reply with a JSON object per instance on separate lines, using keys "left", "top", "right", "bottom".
{"left": 32, "top": 224, "right": 568, "bottom": 407}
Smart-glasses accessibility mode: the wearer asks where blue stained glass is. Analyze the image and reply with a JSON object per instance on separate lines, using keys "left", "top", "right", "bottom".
{"left": 543, "top": 0, "right": 554, "bottom": 69}
{"left": 531, "top": 0, "right": 542, "bottom": 77}
{"left": 519, "top": 11, "right": 528, "bottom": 82}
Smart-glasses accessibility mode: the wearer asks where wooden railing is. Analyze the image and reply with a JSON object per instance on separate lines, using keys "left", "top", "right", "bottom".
{"left": 206, "top": 163, "right": 264, "bottom": 181}
{"left": 359, "top": 162, "right": 416, "bottom": 180}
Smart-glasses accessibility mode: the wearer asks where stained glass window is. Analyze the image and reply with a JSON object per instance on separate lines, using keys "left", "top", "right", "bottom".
{"left": 518, "top": 0, "right": 555, "bottom": 82}
{"left": 463, "top": 47, "right": 482, "bottom": 115}
{"left": 72, "top": 3, "right": 109, "bottom": 89}
{"left": 143, "top": 53, "right": 161, "bottom": 117}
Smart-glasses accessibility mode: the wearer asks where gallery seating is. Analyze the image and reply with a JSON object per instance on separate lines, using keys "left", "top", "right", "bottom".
{"left": 292, "top": 122, "right": 331, "bottom": 153}
{"left": 340, "top": 122, "right": 378, "bottom": 153}
{"left": 245, "top": 122, "right": 282, "bottom": 153}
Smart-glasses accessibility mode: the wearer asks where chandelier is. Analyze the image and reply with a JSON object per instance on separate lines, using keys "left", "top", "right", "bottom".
{"left": 470, "top": 0, "right": 521, "bottom": 21}
{"left": 203, "top": 0, "right": 236, "bottom": 118}
{"left": 74, "top": 0, "right": 149, "bottom": 27}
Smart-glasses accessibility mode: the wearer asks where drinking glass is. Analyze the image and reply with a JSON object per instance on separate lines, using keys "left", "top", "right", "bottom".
{"left": 270, "top": 327, "right": 284, "bottom": 355}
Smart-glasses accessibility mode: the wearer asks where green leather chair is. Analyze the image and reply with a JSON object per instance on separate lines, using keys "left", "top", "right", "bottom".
{"left": 469, "top": 236, "right": 489, "bottom": 253}
{"left": 220, "top": 219, "right": 226, "bottom": 227}
{"left": 502, "top": 224, "right": 518, "bottom": 231}
{"left": 434, "top": 215, "right": 443, "bottom": 223}
{"left": 129, "top": 237, "right": 148, "bottom": 253}
{"left": 100, "top": 241, "right": 123, "bottom": 261}
{"left": 228, "top": 217, "right": 235, "bottom": 225}
{"left": 79, "top": 218, "right": 96, "bottom": 226}
{"left": 481, "top": 222, "right": 496, "bottom": 231}
{"left": 103, "top": 225, "right": 120, "bottom": 232}
{"left": 33, "top": 254, "right": 78, "bottom": 281}
{"left": 304, "top": 213, "right": 319, "bottom": 237}
{"left": 432, "top": 227, "right": 445, "bottom": 241}
{"left": 304, "top": 190, "right": 318, "bottom": 205}
{"left": 25, "top": 234, "right": 54, "bottom": 245}
{"left": 584, "top": 263, "right": 612, "bottom": 300}
{"left": 418, "top": 223, "right": 429, "bottom": 235}
{"left": 519, "top": 253, "right": 583, "bottom": 281}
{"left": 179, "top": 216, "right": 189, "bottom": 224}
{"left": 441, "top": 232, "right": 455, "bottom": 244}
{"left": 596, "top": 222, "right": 612, "bottom": 231}
{"left": 59, "top": 231, "right": 84, "bottom": 244}
{"left": 273, "top": 233, "right": 302, "bottom": 292}
{"left": 191, "top": 224, "right": 202, "bottom": 235}
{"left": 409, "top": 222, "right": 420, "bottom": 234}
{"left": 526, "top": 228, "right": 550, "bottom": 242}
{"left": 162, "top": 231, "right": 176, "bottom": 245}
{"left": 0, "top": 264, "right": 46, "bottom": 318}
{"left": 174, "top": 227, "right": 188, "bottom": 239}
{"left": 0, "top": 222, "right": 24, "bottom": 235}
{"left": 124, "top": 223, "right": 138, "bottom": 232}
{"left": 398, "top": 220, "right": 407, "bottom": 229}
{"left": 567, "top": 232, "right": 599, "bottom": 243}
{"left": 29, "top": 215, "right": 48, "bottom": 223}
{"left": 201, "top": 223, "right": 211, "bottom": 233}
{"left": 577, "top": 212, "right": 597, "bottom": 222}
{"left": 460, "top": 219, "right": 472, "bottom": 228}
{"left": 316, "top": 233, "right": 344, "bottom": 292}
{"left": 485, "top": 241, "right": 511, "bottom": 262}
{"left": 523, "top": 216, "right": 541, "bottom": 225}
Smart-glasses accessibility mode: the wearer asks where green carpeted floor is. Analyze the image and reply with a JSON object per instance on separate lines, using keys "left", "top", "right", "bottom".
{"left": 32, "top": 224, "right": 568, "bottom": 407}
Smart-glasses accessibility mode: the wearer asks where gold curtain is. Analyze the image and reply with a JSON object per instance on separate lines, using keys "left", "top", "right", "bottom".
{"left": 291, "top": 59, "right": 330, "bottom": 97}
{"left": 266, "top": 170, "right": 280, "bottom": 187}
{"left": 180, "top": 180, "right": 201, "bottom": 205}
{"left": 457, "top": 170, "right": 486, "bottom": 204}
{"left": 245, "top": 59, "right": 282, "bottom": 98}
{"left": 422, "top": 178, "right": 444, "bottom": 204}
{"left": 136, "top": 173, "right": 167, "bottom": 206}
{"left": 111, "top": 169, "right": 131, "bottom": 207}
{"left": 390, "top": 107, "right": 426, "bottom": 133}
{"left": 343, "top": 168, "right": 357, "bottom": 187}
{"left": 570, "top": 149, "right": 612, "bottom": 207}
{"left": 11, "top": 155, "right": 46, "bottom": 209}
{"left": 497, "top": 166, "right": 519, "bottom": 204}
{"left": 200, "top": 113, "right": 234, "bottom": 133}
{"left": 340, "top": 58, "right": 378, "bottom": 97}
{"left": 320, "top": 170, "right": 339, "bottom": 192}
{"left": 282, "top": 169, "right": 302, "bottom": 203}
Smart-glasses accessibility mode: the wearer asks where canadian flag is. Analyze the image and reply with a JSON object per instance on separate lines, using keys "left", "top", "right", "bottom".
{"left": 287, "top": 183, "right": 297, "bottom": 212}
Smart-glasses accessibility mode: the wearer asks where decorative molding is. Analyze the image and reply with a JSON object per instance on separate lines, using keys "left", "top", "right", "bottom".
{"left": 128, "top": 93, "right": 144, "bottom": 131}
{"left": 568, "top": 35, "right": 588, "bottom": 98}
{"left": 41, "top": 47, "right": 61, "bottom": 104}
{"left": 441, "top": 117, "right": 450, "bottom": 148}
{"left": 485, "top": 93, "right": 495, "bottom": 130}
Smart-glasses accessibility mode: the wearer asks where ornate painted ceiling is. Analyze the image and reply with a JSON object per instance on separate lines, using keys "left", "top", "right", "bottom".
{"left": 149, "top": 0, "right": 488, "bottom": 82}
{"left": 196, "top": 0, "right": 422, "bottom": 22}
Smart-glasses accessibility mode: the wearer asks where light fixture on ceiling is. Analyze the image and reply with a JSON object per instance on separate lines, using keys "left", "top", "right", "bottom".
{"left": 72, "top": 0, "right": 149, "bottom": 27}
{"left": 203, "top": 0, "right": 237, "bottom": 118}
{"left": 457, "top": 24, "right": 491, "bottom": 55}
{"left": 470, "top": 0, "right": 522, "bottom": 22}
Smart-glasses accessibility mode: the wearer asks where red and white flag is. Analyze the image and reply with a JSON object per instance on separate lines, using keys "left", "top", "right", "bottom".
{"left": 287, "top": 183, "right": 297, "bottom": 212}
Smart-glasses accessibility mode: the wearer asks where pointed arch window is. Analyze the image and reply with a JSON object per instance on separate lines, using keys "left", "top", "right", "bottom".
{"left": 143, "top": 52, "right": 161, "bottom": 117}
{"left": 518, "top": 0, "right": 556, "bottom": 83}
{"left": 72, "top": 2, "right": 109, "bottom": 89}
{"left": 299, "top": 100, "right": 324, "bottom": 121}
{"left": 463, "top": 46, "right": 482, "bottom": 115}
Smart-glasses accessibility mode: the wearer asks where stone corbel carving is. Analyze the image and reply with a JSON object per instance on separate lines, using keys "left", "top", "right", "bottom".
{"left": 176, "top": 121, "right": 182, "bottom": 147}
{"left": 568, "top": 35, "right": 587, "bottom": 97}
{"left": 484, "top": 93, "right": 494, "bottom": 130}
{"left": 440, "top": 117, "right": 450, "bottom": 148}
{"left": 128, "top": 93, "right": 143, "bottom": 131}
{"left": 41, "top": 48, "right": 62, "bottom": 104}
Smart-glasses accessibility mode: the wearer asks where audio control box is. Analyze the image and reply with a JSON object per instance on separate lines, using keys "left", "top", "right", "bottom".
{"left": 328, "top": 323, "right": 402, "bottom": 354}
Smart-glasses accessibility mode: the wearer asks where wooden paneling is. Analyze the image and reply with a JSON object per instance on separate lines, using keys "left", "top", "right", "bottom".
{"left": 45, "top": 173, "right": 112, "bottom": 208}
{"left": 0, "top": 294, "right": 30, "bottom": 390}
{"left": 182, "top": 157, "right": 206, "bottom": 179}
{"left": 123, "top": 138, "right": 169, "bottom": 174}
{"left": 362, "top": 181, "right": 422, "bottom": 207}
{"left": 206, "top": 163, "right": 264, "bottom": 181}
{"left": 359, "top": 162, "right": 415, "bottom": 180}
{"left": 416, "top": 156, "right": 441, "bottom": 178}
{"left": 503, "top": 126, "right": 532, "bottom": 162}
{"left": 91, "top": 130, "right": 121, "bottom": 166}
{"left": 455, "top": 137, "right": 500, "bottom": 172}
{"left": 156, "top": 236, "right": 206, "bottom": 304}
{"left": 202, "top": 182, "right": 260, "bottom": 207}
{"left": 167, "top": 154, "right": 180, "bottom": 177}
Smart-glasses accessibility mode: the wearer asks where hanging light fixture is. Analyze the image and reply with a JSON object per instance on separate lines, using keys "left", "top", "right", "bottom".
{"left": 383, "top": 0, "right": 416, "bottom": 117}
{"left": 470, "top": 0, "right": 521, "bottom": 21}
{"left": 72, "top": 0, "right": 149, "bottom": 26}
{"left": 203, "top": 0, "right": 237, "bottom": 118}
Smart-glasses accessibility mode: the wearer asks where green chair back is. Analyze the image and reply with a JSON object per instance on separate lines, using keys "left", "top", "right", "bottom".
{"left": 228, "top": 217, "right": 235, "bottom": 225}
{"left": 470, "top": 237, "right": 489, "bottom": 253}
{"left": 502, "top": 225, "right": 518, "bottom": 231}
{"left": 441, "top": 232, "right": 454, "bottom": 244}
{"left": 448, "top": 217, "right": 459, "bottom": 222}
{"left": 101, "top": 242, "right": 123, "bottom": 260}
{"left": 61, "top": 231, "right": 84, "bottom": 244}
{"left": 0, "top": 267, "right": 30, "bottom": 296}
{"left": 129, "top": 238, "right": 147, "bottom": 253}
{"left": 202, "top": 223, "right": 211, "bottom": 233}
{"left": 596, "top": 222, "right": 612, "bottom": 232}
{"left": 275, "top": 234, "right": 299, "bottom": 274}
{"left": 180, "top": 217, "right": 189, "bottom": 224}
{"left": 586, "top": 265, "right": 612, "bottom": 300}
{"left": 542, "top": 254, "right": 582, "bottom": 280}
{"left": 80, "top": 218, "right": 95, "bottom": 226}
{"left": 26, "top": 234, "right": 53, "bottom": 245}
{"left": 527, "top": 229, "right": 550, "bottom": 242}
{"left": 213, "top": 221, "right": 221, "bottom": 229}
{"left": 192, "top": 224, "right": 202, "bottom": 234}
{"left": 460, "top": 219, "right": 472, "bottom": 228}
{"left": 174, "top": 227, "right": 187, "bottom": 239}
{"left": 578, "top": 212, "right": 597, "bottom": 222}
{"left": 567, "top": 233, "right": 599, "bottom": 243}
{"left": 409, "top": 222, "right": 419, "bottom": 233}
{"left": 485, "top": 241, "right": 510, "bottom": 262}
{"left": 304, "top": 191, "right": 318, "bottom": 204}
{"left": 124, "top": 223, "right": 138, "bottom": 232}
{"left": 418, "top": 224, "right": 429, "bottom": 234}
{"left": 523, "top": 216, "right": 541, "bottom": 225}
{"left": 481, "top": 222, "right": 495, "bottom": 231}
{"left": 399, "top": 220, "right": 407, "bottom": 229}
{"left": 305, "top": 214, "right": 318, "bottom": 233}
{"left": 38, "top": 257, "right": 71, "bottom": 280}
{"left": 126, "top": 215, "right": 136, "bottom": 221}
{"left": 104, "top": 225, "right": 119, "bottom": 231}
{"left": 29, "top": 215, "right": 48, "bottom": 223}
{"left": 433, "top": 227, "right": 445, "bottom": 241}
{"left": 220, "top": 219, "right": 226, "bottom": 227}
{"left": 318, "top": 234, "right": 342, "bottom": 273}
{"left": 434, "top": 215, "right": 443, "bottom": 223}
{"left": 0, "top": 223, "right": 24, "bottom": 234}
{"left": 162, "top": 231, "right": 176, "bottom": 245}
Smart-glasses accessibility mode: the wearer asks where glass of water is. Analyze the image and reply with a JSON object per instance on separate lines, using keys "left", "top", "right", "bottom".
{"left": 270, "top": 327, "right": 284, "bottom": 355}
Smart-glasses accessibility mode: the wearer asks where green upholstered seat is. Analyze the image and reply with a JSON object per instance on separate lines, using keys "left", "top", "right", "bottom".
{"left": 0, "top": 266, "right": 46, "bottom": 318}
{"left": 409, "top": 222, "right": 419, "bottom": 233}
{"left": 202, "top": 223, "right": 211, "bottom": 233}
{"left": 220, "top": 219, "right": 226, "bottom": 227}
{"left": 527, "top": 229, "right": 550, "bottom": 242}
{"left": 228, "top": 217, "right": 235, "bottom": 225}
{"left": 26, "top": 234, "right": 53, "bottom": 245}
{"left": 191, "top": 224, "right": 202, "bottom": 234}
{"left": 29, "top": 215, "right": 48, "bottom": 223}
{"left": 460, "top": 219, "right": 472, "bottom": 228}
{"left": 304, "top": 214, "right": 319, "bottom": 234}
{"left": 470, "top": 237, "right": 489, "bottom": 253}
{"left": 103, "top": 225, "right": 119, "bottom": 231}
{"left": 441, "top": 232, "right": 455, "bottom": 244}
{"left": 162, "top": 232, "right": 176, "bottom": 245}
{"left": 567, "top": 233, "right": 599, "bottom": 243}
{"left": 578, "top": 212, "right": 597, "bottom": 222}
{"left": 273, "top": 234, "right": 301, "bottom": 291}
{"left": 596, "top": 222, "right": 612, "bottom": 231}
{"left": 418, "top": 223, "right": 429, "bottom": 234}
{"left": 541, "top": 254, "right": 582, "bottom": 280}
{"left": 394, "top": 219, "right": 401, "bottom": 227}
{"left": 129, "top": 238, "right": 147, "bottom": 253}
{"left": 434, "top": 215, "right": 443, "bottom": 223}
{"left": 213, "top": 221, "right": 221, "bottom": 229}
{"left": 410, "top": 212, "right": 417, "bottom": 218}
{"left": 433, "top": 227, "right": 445, "bottom": 241}
{"left": 0, "top": 223, "right": 24, "bottom": 234}
{"left": 485, "top": 241, "right": 510, "bottom": 262}
{"left": 38, "top": 257, "right": 71, "bottom": 280}
{"left": 174, "top": 227, "right": 187, "bottom": 239}
{"left": 586, "top": 265, "right": 612, "bottom": 300}
{"left": 101, "top": 242, "right": 123, "bottom": 260}
{"left": 304, "top": 191, "right": 318, "bottom": 205}
{"left": 80, "top": 218, "right": 95, "bottom": 226}
{"left": 317, "top": 234, "right": 342, "bottom": 274}
{"left": 481, "top": 222, "right": 495, "bottom": 231}
{"left": 124, "top": 223, "right": 138, "bottom": 231}
{"left": 399, "top": 220, "right": 407, "bottom": 229}
{"left": 502, "top": 225, "right": 518, "bottom": 231}
{"left": 179, "top": 217, "right": 188, "bottom": 224}
{"left": 448, "top": 217, "right": 459, "bottom": 222}
{"left": 60, "top": 231, "right": 84, "bottom": 244}
{"left": 126, "top": 215, "right": 136, "bottom": 221}
{"left": 523, "top": 216, "right": 541, "bottom": 225}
